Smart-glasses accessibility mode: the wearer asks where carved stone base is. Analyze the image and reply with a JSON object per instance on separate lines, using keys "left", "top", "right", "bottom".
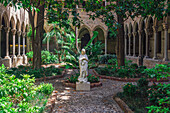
{"left": 12, "top": 55, "right": 17, "bottom": 67}
{"left": 3, "top": 56, "right": 12, "bottom": 68}
{"left": 22, "top": 54, "right": 27, "bottom": 64}
{"left": 76, "top": 82, "right": 90, "bottom": 91}
{"left": 17, "top": 55, "right": 23, "bottom": 66}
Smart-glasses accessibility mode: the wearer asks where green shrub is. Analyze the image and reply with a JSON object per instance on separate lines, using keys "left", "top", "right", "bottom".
{"left": 0, "top": 65, "right": 50, "bottom": 113}
{"left": 99, "top": 54, "right": 117, "bottom": 64}
{"left": 147, "top": 83, "right": 170, "bottom": 113}
{"left": 67, "top": 75, "right": 79, "bottom": 83}
{"left": 26, "top": 51, "right": 33, "bottom": 59}
{"left": 87, "top": 74, "right": 99, "bottom": 83}
{"left": 67, "top": 74, "right": 99, "bottom": 83}
{"left": 123, "top": 83, "right": 137, "bottom": 96}
{"left": 37, "top": 83, "right": 54, "bottom": 95}
{"left": 130, "top": 63, "right": 138, "bottom": 69}
{"left": 6, "top": 66, "right": 63, "bottom": 79}
{"left": 137, "top": 78, "right": 149, "bottom": 88}
{"left": 142, "top": 64, "right": 170, "bottom": 80}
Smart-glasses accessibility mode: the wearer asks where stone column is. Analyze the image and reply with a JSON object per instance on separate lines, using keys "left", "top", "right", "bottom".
{"left": 22, "top": 32, "right": 27, "bottom": 64}
{"left": 11, "top": 29, "right": 17, "bottom": 67}
{"left": 4, "top": 27, "right": 12, "bottom": 67}
{"left": 17, "top": 31, "right": 23, "bottom": 66}
{"left": 4, "top": 27, "right": 10, "bottom": 58}
{"left": 22, "top": 33, "right": 26, "bottom": 55}
{"left": 125, "top": 33, "right": 127, "bottom": 56}
{"left": 105, "top": 36, "right": 107, "bottom": 55}
{"left": 133, "top": 32, "right": 137, "bottom": 57}
{"left": 144, "top": 28, "right": 149, "bottom": 58}
{"left": 138, "top": 30, "right": 142, "bottom": 57}
{"left": 153, "top": 26, "right": 158, "bottom": 60}
{"left": 47, "top": 38, "right": 49, "bottom": 51}
{"left": 128, "top": 33, "right": 131, "bottom": 56}
{"left": 11, "top": 29, "right": 16, "bottom": 56}
{"left": 163, "top": 23, "right": 168, "bottom": 61}
{"left": 0, "top": 25, "right": 3, "bottom": 57}
{"left": 17, "top": 31, "right": 21, "bottom": 56}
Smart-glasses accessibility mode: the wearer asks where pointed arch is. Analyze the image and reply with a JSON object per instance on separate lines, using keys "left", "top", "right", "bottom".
{"left": 10, "top": 16, "right": 16, "bottom": 29}
{"left": 1, "top": 11, "right": 9, "bottom": 27}
{"left": 16, "top": 19, "right": 21, "bottom": 31}
{"left": 128, "top": 23, "right": 133, "bottom": 33}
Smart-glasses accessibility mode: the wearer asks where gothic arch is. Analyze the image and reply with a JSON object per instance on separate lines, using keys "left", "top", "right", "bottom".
{"left": 133, "top": 21, "right": 138, "bottom": 33}
{"left": 10, "top": 16, "right": 16, "bottom": 29}
{"left": 16, "top": 19, "right": 21, "bottom": 31}
{"left": 146, "top": 16, "right": 154, "bottom": 28}
{"left": 92, "top": 25, "right": 107, "bottom": 37}
{"left": 139, "top": 18, "right": 145, "bottom": 30}
{"left": 128, "top": 23, "right": 133, "bottom": 34}
{"left": 1, "top": 11, "right": 9, "bottom": 27}
{"left": 124, "top": 24, "right": 128, "bottom": 34}
{"left": 21, "top": 22, "right": 25, "bottom": 32}
{"left": 78, "top": 25, "right": 92, "bottom": 37}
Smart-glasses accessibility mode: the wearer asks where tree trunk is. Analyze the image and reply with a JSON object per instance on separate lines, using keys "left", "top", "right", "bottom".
{"left": 116, "top": 1, "right": 125, "bottom": 66}
{"left": 117, "top": 16, "right": 125, "bottom": 66}
{"left": 33, "top": 2, "right": 45, "bottom": 69}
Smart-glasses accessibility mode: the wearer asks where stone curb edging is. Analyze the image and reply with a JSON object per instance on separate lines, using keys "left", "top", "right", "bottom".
{"left": 62, "top": 80, "right": 102, "bottom": 88}
{"left": 93, "top": 69, "right": 169, "bottom": 82}
{"left": 45, "top": 90, "right": 58, "bottom": 113}
{"left": 113, "top": 94, "right": 134, "bottom": 113}
{"left": 35, "top": 69, "right": 66, "bottom": 82}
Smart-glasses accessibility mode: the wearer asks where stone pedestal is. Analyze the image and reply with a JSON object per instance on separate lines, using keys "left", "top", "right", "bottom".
{"left": 76, "top": 82, "right": 90, "bottom": 91}
{"left": 4, "top": 56, "right": 12, "bottom": 68}
{"left": 17, "top": 55, "right": 23, "bottom": 66}
{"left": 22, "top": 54, "right": 28, "bottom": 64}
{"left": 12, "top": 55, "right": 17, "bottom": 67}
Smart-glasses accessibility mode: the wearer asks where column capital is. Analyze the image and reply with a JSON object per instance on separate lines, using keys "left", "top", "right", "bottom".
{"left": 162, "top": 23, "right": 168, "bottom": 30}
{"left": 0, "top": 25, "right": 3, "bottom": 30}
{"left": 4, "top": 27, "right": 10, "bottom": 33}
{"left": 17, "top": 31, "right": 22, "bottom": 36}
{"left": 138, "top": 30, "right": 143, "bottom": 35}
{"left": 128, "top": 33, "right": 132, "bottom": 38}
{"left": 132, "top": 32, "right": 137, "bottom": 37}
{"left": 152, "top": 26, "right": 158, "bottom": 32}
{"left": 22, "top": 32, "right": 26, "bottom": 37}
{"left": 144, "top": 28, "right": 149, "bottom": 33}
{"left": 11, "top": 29, "right": 16, "bottom": 35}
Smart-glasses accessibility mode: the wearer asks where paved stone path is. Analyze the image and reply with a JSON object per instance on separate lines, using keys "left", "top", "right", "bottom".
{"left": 38, "top": 69, "right": 128, "bottom": 113}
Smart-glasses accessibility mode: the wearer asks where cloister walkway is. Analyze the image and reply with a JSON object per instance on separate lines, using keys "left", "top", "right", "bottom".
{"left": 37, "top": 69, "right": 127, "bottom": 113}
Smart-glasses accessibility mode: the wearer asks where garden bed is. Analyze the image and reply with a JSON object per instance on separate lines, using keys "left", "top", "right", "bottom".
{"left": 93, "top": 69, "right": 169, "bottom": 82}
{"left": 62, "top": 80, "right": 102, "bottom": 88}
{"left": 113, "top": 94, "right": 134, "bottom": 113}
{"left": 115, "top": 92, "right": 147, "bottom": 113}
{"left": 7, "top": 65, "right": 65, "bottom": 79}
{"left": 35, "top": 69, "right": 66, "bottom": 82}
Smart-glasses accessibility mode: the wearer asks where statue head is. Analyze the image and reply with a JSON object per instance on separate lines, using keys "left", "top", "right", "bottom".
{"left": 81, "top": 49, "right": 86, "bottom": 55}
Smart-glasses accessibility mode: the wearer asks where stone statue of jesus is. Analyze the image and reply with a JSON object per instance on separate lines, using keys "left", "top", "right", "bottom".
{"left": 78, "top": 49, "right": 88, "bottom": 83}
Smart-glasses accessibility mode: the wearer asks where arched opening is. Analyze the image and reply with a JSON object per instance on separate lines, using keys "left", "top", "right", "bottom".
{"left": 93, "top": 27, "right": 105, "bottom": 53}
{"left": 129, "top": 23, "right": 133, "bottom": 56}
{"left": 134, "top": 23, "right": 139, "bottom": 56}
{"left": 141, "top": 21, "right": 146, "bottom": 57}
{"left": 78, "top": 28, "right": 90, "bottom": 49}
{"left": 1, "top": 16, "right": 7, "bottom": 58}
{"left": 21, "top": 22, "right": 25, "bottom": 55}
{"left": 148, "top": 17, "right": 154, "bottom": 58}
{"left": 126, "top": 27, "right": 129, "bottom": 55}
{"left": 49, "top": 28, "right": 60, "bottom": 53}
{"left": 15, "top": 20, "right": 20, "bottom": 56}
{"left": 9, "top": 20, "right": 14, "bottom": 56}
{"left": 156, "top": 18, "right": 163, "bottom": 59}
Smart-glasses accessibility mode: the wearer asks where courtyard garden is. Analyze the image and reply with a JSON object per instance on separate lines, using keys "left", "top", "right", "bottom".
{"left": 0, "top": 0, "right": 170, "bottom": 113}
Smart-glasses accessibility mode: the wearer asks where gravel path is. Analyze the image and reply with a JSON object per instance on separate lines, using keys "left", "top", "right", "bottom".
{"left": 37, "top": 69, "right": 127, "bottom": 113}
